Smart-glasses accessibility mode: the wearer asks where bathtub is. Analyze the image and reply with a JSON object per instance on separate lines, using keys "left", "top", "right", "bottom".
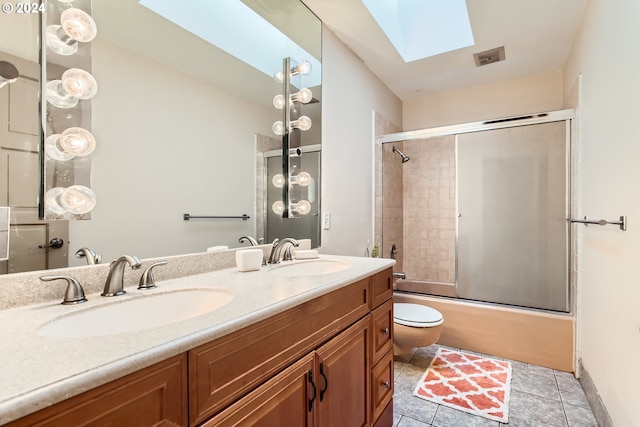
{"left": 394, "top": 278, "right": 456, "bottom": 297}
{"left": 393, "top": 291, "right": 575, "bottom": 372}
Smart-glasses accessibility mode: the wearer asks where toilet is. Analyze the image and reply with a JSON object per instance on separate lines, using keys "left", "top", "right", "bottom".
{"left": 393, "top": 303, "right": 444, "bottom": 356}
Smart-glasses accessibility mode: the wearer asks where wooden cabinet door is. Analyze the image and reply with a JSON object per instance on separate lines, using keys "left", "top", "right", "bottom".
{"left": 202, "top": 353, "right": 316, "bottom": 427}
{"left": 6, "top": 355, "right": 188, "bottom": 427}
{"left": 316, "top": 316, "right": 370, "bottom": 427}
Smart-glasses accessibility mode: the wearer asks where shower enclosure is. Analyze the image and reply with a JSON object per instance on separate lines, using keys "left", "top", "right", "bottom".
{"left": 381, "top": 112, "right": 571, "bottom": 312}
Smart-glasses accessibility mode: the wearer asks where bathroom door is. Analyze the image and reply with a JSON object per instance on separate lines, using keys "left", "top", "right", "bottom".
{"left": 456, "top": 121, "right": 569, "bottom": 312}
{"left": 0, "top": 51, "right": 68, "bottom": 274}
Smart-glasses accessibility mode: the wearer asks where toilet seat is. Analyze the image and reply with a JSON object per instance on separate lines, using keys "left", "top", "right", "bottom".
{"left": 394, "top": 303, "right": 443, "bottom": 327}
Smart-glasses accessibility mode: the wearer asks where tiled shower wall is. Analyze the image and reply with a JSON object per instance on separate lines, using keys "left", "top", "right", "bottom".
{"left": 374, "top": 113, "right": 401, "bottom": 268}
{"left": 400, "top": 136, "right": 456, "bottom": 284}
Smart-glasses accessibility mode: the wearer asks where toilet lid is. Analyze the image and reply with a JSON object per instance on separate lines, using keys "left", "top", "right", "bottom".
{"left": 394, "top": 303, "right": 443, "bottom": 327}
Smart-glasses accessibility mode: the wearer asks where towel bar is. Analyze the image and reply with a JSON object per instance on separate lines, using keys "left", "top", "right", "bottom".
{"left": 568, "top": 215, "right": 627, "bottom": 231}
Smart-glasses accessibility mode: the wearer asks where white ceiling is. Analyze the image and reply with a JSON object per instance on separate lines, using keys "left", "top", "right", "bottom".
{"left": 302, "top": 0, "right": 588, "bottom": 101}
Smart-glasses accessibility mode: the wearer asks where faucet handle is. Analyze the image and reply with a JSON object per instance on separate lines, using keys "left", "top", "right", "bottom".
{"left": 138, "top": 260, "right": 168, "bottom": 290}
{"left": 40, "top": 275, "right": 88, "bottom": 305}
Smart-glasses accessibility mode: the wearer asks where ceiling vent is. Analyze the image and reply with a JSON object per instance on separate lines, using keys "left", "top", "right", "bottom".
{"left": 473, "top": 46, "right": 506, "bottom": 67}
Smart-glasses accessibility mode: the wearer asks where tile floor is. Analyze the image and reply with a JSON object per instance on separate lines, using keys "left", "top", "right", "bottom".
{"left": 393, "top": 345, "right": 599, "bottom": 427}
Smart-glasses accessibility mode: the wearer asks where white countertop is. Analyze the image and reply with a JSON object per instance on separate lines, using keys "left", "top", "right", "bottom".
{"left": 0, "top": 255, "right": 394, "bottom": 424}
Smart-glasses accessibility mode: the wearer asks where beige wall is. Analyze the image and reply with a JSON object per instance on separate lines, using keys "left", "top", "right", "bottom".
{"left": 320, "top": 28, "right": 402, "bottom": 256}
{"left": 403, "top": 71, "right": 563, "bottom": 130}
{"left": 69, "top": 38, "right": 275, "bottom": 263}
{"left": 563, "top": 1, "right": 640, "bottom": 425}
{"left": 0, "top": 13, "right": 39, "bottom": 63}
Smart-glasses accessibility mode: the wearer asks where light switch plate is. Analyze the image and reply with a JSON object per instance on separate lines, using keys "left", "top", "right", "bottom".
{"left": 322, "top": 211, "right": 331, "bottom": 230}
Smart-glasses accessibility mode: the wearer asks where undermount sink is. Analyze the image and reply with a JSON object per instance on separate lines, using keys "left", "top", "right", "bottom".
{"left": 267, "top": 259, "right": 351, "bottom": 277}
{"left": 38, "top": 288, "right": 234, "bottom": 338}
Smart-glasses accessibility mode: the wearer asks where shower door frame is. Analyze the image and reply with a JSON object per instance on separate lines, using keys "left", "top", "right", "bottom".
{"left": 380, "top": 109, "right": 575, "bottom": 313}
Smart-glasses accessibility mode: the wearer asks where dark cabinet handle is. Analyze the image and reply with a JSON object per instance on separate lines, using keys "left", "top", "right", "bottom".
{"left": 308, "top": 369, "right": 316, "bottom": 412}
{"left": 319, "top": 362, "right": 328, "bottom": 402}
{"left": 39, "top": 238, "right": 64, "bottom": 249}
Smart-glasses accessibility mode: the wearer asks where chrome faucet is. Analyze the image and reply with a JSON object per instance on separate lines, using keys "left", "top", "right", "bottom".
{"left": 267, "top": 238, "right": 299, "bottom": 264}
{"left": 102, "top": 255, "right": 142, "bottom": 296}
{"left": 238, "top": 236, "right": 263, "bottom": 246}
{"left": 75, "top": 247, "right": 102, "bottom": 265}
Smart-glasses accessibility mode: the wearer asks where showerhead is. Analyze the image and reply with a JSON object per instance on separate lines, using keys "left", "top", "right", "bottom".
{"left": 393, "top": 146, "right": 410, "bottom": 163}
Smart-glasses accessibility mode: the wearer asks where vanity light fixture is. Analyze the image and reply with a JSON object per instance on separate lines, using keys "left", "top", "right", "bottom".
{"left": 272, "top": 88, "right": 313, "bottom": 109}
{"left": 271, "top": 199, "right": 311, "bottom": 216}
{"left": 273, "top": 60, "right": 312, "bottom": 83}
{"left": 41, "top": 1, "right": 99, "bottom": 220}
{"left": 273, "top": 57, "right": 314, "bottom": 218}
{"left": 272, "top": 115, "right": 312, "bottom": 135}
{"left": 0, "top": 60, "right": 19, "bottom": 89}
{"left": 45, "top": 185, "right": 97, "bottom": 216}
{"left": 272, "top": 171, "right": 312, "bottom": 188}
{"left": 45, "top": 127, "right": 97, "bottom": 161}
{"left": 46, "top": 7, "right": 97, "bottom": 56}
{"left": 46, "top": 68, "right": 98, "bottom": 108}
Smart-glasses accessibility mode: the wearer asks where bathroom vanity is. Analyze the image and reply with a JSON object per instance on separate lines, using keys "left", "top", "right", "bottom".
{"left": 0, "top": 255, "right": 394, "bottom": 427}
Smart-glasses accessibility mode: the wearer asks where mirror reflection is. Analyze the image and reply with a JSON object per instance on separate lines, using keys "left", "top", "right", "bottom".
{"left": 0, "top": 0, "right": 322, "bottom": 275}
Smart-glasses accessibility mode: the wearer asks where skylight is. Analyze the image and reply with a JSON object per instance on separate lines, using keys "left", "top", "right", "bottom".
{"left": 361, "top": 0, "right": 475, "bottom": 62}
{"left": 138, "top": 0, "right": 321, "bottom": 87}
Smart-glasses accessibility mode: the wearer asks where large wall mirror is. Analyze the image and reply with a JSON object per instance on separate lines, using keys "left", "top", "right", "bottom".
{"left": 0, "top": 0, "right": 322, "bottom": 275}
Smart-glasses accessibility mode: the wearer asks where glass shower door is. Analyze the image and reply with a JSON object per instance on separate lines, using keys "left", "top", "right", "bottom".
{"left": 456, "top": 121, "right": 569, "bottom": 312}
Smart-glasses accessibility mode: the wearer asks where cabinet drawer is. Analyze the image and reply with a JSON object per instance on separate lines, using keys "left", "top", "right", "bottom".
{"left": 370, "top": 349, "right": 394, "bottom": 424}
{"left": 6, "top": 355, "right": 188, "bottom": 427}
{"left": 371, "top": 299, "right": 393, "bottom": 365}
{"left": 370, "top": 268, "right": 392, "bottom": 309}
{"left": 189, "top": 278, "right": 370, "bottom": 425}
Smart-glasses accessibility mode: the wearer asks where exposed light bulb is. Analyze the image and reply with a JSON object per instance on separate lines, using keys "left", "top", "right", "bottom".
{"left": 293, "top": 200, "right": 312, "bottom": 215}
{"left": 293, "top": 88, "right": 313, "bottom": 104}
{"left": 273, "top": 69, "right": 284, "bottom": 83}
{"left": 272, "top": 121, "right": 285, "bottom": 136}
{"left": 45, "top": 127, "right": 97, "bottom": 161}
{"left": 58, "top": 185, "right": 97, "bottom": 214}
{"left": 272, "top": 174, "right": 285, "bottom": 188}
{"left": 61, "top": 68, "right": 97, "bottom": 99}
{"left": 44, "top": 187, "right": 68, "bottom": 215}
{"left": 47, "top": 68, "right": 98, "bottom": 108}
{"left": 293, "top": 60, "right": 312, "bottom": 76}
{"left": 46, "top": 8, "right": 97, "bottom": 56}
{"left": 292, "top": 116, "right": 312, "bottom": 132}
{"left": 293, "top": 171, "right": 312, "bottom": 186}
{"left": 59, "top": 127, "right": 96, "bottom": 156}
{"left": 272, "top": 201, "right": 285, "bottom": 215}
{"left": 273, "top": 94, "right": 285, "bottom": 110}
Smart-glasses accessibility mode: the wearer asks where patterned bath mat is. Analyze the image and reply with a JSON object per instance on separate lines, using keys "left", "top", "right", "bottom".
{"left": 413, "top": 347, "right": 512, "bottom": 422}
